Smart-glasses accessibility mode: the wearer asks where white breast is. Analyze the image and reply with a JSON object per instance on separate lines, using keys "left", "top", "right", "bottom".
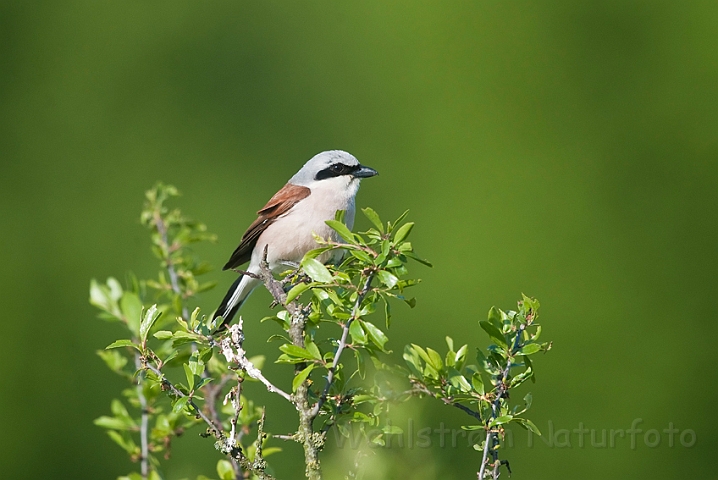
{"left": 253, "top": 176, "right": 360, "bottom": 269}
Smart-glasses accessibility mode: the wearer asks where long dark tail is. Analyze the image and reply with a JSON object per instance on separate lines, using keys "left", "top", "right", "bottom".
{"left": 213, "top": 276, "right": 245, "bottom": 329}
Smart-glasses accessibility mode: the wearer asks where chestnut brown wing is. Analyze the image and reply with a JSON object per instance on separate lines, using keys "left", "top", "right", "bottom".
{"left": 222, "top": 183, "right": 311, "bottom": 270}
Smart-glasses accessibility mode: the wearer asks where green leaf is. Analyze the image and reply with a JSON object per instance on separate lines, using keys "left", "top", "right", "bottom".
{"left": 355, "top": 349, "right": 366, "bottom": 378}
{"left": 303, "top": 246, "right": 335, "bottom": 261}
{"left": 89, "top": 279, "right": 111, "bottom": 311}
{"left": 170, "top": 330, "right": 200, "bottom": 347}
{"left": 325, "top": 219, "right": 355, "bottom": 243}
{"left": 389, "top": 210, "right": 410, "bottom": 231}
{"left": 523, "top": 392, "right": 533, "bottom": 411}
{"left": 393, "top": 222, "right": 414, "bottom": 243}
{"left": 117, "top": 474, "right": 143, "bottom": 480}
{"left": 304, "top": 340, "right": 322, "bottom": 360}
{"left": 262, "top": 446, "right": 282, "bottom": 457}
{"left": 96, "top": 350, "right": 129, "bottom": 374}
{"left": 105, "top": 339, "right": 138, "bottom": 350}
{"left": 189, "top": 306, "right": 202, "bottom": 330}
{"left": 139, "top": 304, "right": 161, "bottom": 344}
{"left": 107, "top": 431, "right": 137, "bottom": 454}
{"left": 172, "top": 396, "right": 190, "bottom": 414}
{"left": 403, "top": 346, "right": 422, "bottom": 376}
{"left": 487, "top": 306, "right": 503, "bottom": 330}
{"left": 479, "top": 321, "right": 508, "bottom": 349}
{"left": 489, "top": 415, "right": 513, "bottom": 427}
{"left": 261, "top": 315, "right": 289, "bottom": 329}
{"left": 349, "top": 249, "right": 374, "bottom": 263}
{"left": 447, "top": 367, "right": 472, "bottom": 392}
{"left": 517, "top": 343, "right": 541, "bottom": 356}
{"left": 361, "top": 320, "right": 389, "bottom": 350}
{"left": 94, "top": 416, "right": 133, "bottom": 430}
{"left": 361, "top": 207, "right": 384, "bottom": 233}
{"left": 153, "top": 330, "right": 173, "bottom": 340}
{"left": 411, "top": 344, "right": 432, "bottom": 367}
{"left": 301, "top": 257, "right": 333, "bottom": 283}
{"left": 461, "top": 424, "right": 484, "bottom": 431}
{"left": 334, "top": 209, "right": 346, "bottom": 222}
{"left": 471, "top": 372, "right": 485, "bottom": 395}
{"left": 217, "top": 459, "right": 235, "bottom": 480}
{"left": 454, "top": 344, "right": 468, "bottom": 369}
{"left": 404, "top": 251, "right": 432, "bottom": 267}
{"left": 183, "top": 364, "right": 195, "bottom": 390}
{"left": 510, "top": 366, "right": 534, "bottom": 388}
{"left": 107, "top": 430, "right": 142, "bottom": 458}
{"left": 514, "top": 417, "right": 542, "bottom": 435}
{"left": 384, "top": 297, "right": 391, "bottom": 328}
{"left": 426, "top": 347, "right": 444, "bottom": 371}
{"left": 195, "top": 377, "right": 212, "bottom": 390}
{"left": 377, "top": 270, "right": 399, "bottom": 288}
{"left": 286, "top": 282, "right": 310, "bottom": 303}
{"left": 120, "top": 292, "right": 143, "bottom": 337}
{"left": 111, "top": 398, "right": 131, "bottom": 418}
{"left": 292, "top": 364, "right": 314, "bottom": 392}
{"left": 279, "top": 344, "right": 316, "bottom": 360}
{"left": 349, "top": 320, "right": 367, "bottom": 344}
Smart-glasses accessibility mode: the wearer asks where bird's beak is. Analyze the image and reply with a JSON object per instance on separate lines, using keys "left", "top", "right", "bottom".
{"left": 353, "top": 165, "right": 379, "bottom": 178}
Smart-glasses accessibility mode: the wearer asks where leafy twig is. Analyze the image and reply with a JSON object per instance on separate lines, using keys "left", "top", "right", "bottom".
{"left": 254, "top": 250, "right": 323, "bottom": 480}
{"left": 143, "top": 362, "right": 221, "bottom": 434}
{"left": 134, "top": 352, "right": 150, "bottom": 479}
{"left": 152, "top": 211, "right": 190, "bottom": 322}
{"left": 478, "top": 323, "right": 526, "bottom": 480}
{"left": 220, "top": 321, "right": 292, "bottom": 403}
{"left": 142, "top": 361, "right": 275, "bottom": 479}
{"left": 311, "top": 271, "right": 376, "bottom": 420}
{"left": 412, "top": 382, "right": 482, "bottom": 423}
{"left": 206, "top": 374, "right": 241, "bottom": 477}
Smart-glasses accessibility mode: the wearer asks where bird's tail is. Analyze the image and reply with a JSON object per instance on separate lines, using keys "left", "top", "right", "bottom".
{"left": 213, "top": 274, "right": 259, "bottom": 329}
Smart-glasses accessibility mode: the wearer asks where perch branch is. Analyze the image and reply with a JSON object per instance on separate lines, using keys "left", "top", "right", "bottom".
{"left": 310, "top": 271, "right": 376, "bottom": 419}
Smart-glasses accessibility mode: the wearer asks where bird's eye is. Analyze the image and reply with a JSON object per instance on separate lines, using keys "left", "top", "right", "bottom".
{"left": 331, "top": 164, "right": 344, "bottom": 173}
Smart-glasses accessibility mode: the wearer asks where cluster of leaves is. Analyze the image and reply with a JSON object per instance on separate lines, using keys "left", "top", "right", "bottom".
{"left": 92, "top": 183, "right": 551, "bottom": 480}
{"left": 262, "top": 207, "right": 431, "bottom": 445}
{"left": 92, "top": 184, "right": 272, "bottom": 480}
{"left": 91, "top": 184, "right": 430, "bottom": 480}
{"left": 404, "top": 295, "right": 551, "bottom": 479}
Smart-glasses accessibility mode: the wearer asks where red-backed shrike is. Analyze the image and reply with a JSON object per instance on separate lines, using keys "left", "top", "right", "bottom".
{"left": 214, "top": 150, "right": 378, "bottom": 325}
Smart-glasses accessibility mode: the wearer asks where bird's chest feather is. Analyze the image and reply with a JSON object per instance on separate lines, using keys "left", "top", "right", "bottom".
{"left": 257, "top": 181, "right": 358, "bottom": 266}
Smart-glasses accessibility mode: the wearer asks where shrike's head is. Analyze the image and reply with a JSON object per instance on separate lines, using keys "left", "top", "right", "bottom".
{"left": 289, "top": 150, "right": 378, "bottom": 190}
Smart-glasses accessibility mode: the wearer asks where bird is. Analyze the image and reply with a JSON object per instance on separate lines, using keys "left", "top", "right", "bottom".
{"left": 213, "top": 150, "right": 378, "bottom": 326}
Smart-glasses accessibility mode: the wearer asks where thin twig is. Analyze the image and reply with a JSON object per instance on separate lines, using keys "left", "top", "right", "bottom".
{"left": 153, "top": 212, "right": 190, "bottom": 322}
{"left": 479, "top": 429, "right": 493, "bottom": 480}
{"left": 134, "top": 351, "right": 149, "bottom": 479}
{"left": 221, "top": 321, "right": 293, "bottom": 403}
{"left": 412, "top": 383, "right": 483, "bottom": 422}
{"left": 222, "top": 376, "right": 244, "bottom": 478}
{"left": 478, "top": 323, "right": 526, "bottom": 480}
{"left": 204, "top": 374, "right": 233, "bottom": 430}
{"left": 254, "top": 408, "right": 269, "bottom": 473}
{"left": 310, "top": 271, "right": 376, "bottom": 419}
{"left": 144, "top": 362, "right": 222, "bottom": 433}
{"left": 143, "top": 361, "right": 275, "bottom": 479}
{"left": 253, "top": 251, "right": 323, "bottom": 479}
{"left": 206, "top": 374, "right": 241, "bottom": 477}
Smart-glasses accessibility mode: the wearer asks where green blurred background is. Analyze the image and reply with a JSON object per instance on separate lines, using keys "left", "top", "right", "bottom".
{"left": 1, "top": 1, "right": 716, "bottom": 478}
